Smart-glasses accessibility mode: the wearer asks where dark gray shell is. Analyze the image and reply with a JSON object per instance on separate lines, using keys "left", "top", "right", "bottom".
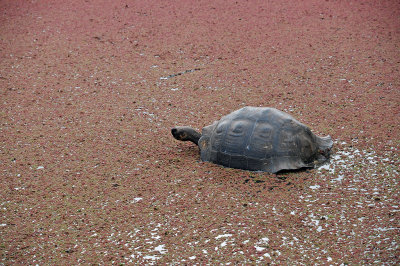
{"left": 198, "top": 107, "right": 333, "bottom": 173}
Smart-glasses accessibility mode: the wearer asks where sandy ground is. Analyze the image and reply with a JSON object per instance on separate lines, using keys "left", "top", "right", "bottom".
{"left": 1, "top": 0, "right": 399, "bottom": 264}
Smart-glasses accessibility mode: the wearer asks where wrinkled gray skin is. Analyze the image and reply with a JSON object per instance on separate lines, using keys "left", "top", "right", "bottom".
{"left": 171, "top": 107, "right": 333, "bottom": 173}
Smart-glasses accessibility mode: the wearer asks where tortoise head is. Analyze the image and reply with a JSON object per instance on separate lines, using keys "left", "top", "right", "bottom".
{"left": 171, "top": 126, "right": 201, "bottom": 146}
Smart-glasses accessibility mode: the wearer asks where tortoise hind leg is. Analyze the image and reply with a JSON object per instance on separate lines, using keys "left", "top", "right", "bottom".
{"left": 316, "top": 135, "right": 333, "bottom": 161}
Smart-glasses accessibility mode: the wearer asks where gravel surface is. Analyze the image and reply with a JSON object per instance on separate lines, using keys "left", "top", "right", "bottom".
{"left": 1, "top": 0, "right": 399, "bottom": 264}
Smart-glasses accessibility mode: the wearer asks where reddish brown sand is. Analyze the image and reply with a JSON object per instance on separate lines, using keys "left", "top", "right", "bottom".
{"left": 1, "top": 0, "right": 399, "bottom": 264}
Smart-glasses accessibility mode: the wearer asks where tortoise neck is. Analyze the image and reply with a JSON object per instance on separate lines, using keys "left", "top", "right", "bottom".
{"left": 185, "top": 127, "right": 201, "bottom": 146}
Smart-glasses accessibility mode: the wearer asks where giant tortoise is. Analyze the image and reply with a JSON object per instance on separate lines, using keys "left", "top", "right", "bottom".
{"left": 171, "top": 106, "right": 333, "bottom": 173}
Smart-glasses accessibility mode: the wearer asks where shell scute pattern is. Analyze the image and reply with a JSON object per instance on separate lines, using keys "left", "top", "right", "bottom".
{"left": 198, "top": 107, "right": 331, "bottom": 173}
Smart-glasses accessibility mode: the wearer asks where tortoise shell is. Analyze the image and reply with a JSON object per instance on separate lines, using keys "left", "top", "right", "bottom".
{"left": 197, "top": 107, "right": 332, "bottom": 173}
